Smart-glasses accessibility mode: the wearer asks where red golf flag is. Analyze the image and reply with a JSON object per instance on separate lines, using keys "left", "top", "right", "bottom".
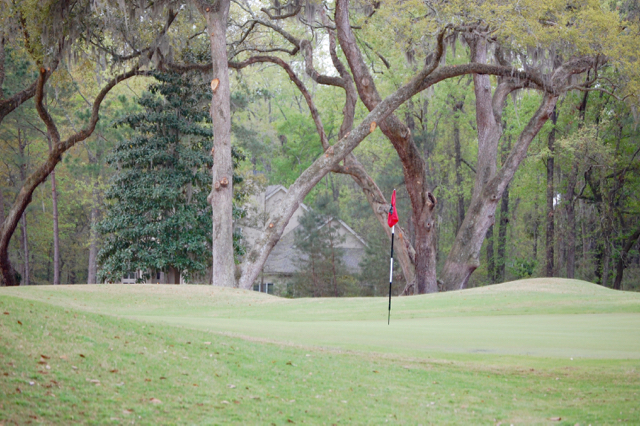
{"left": 387, "top": 189, "right": 399, "bottom": 227}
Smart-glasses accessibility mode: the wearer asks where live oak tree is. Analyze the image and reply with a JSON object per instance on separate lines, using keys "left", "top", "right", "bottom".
{"left": 0, "top": 0, "right": 172, "bottom": 286}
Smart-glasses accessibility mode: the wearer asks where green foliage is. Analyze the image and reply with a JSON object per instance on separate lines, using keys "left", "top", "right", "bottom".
{"left": 509, "top": 257, "right": 538, "bottom": 279}
{"left": 97, "top": 72, "right": 215, "bottom": 283}
{"left": 289, "top": 200, "right": 356, "bottom": 297}
{"left": 270, "top": 114, "right": 323, "bottom": 186}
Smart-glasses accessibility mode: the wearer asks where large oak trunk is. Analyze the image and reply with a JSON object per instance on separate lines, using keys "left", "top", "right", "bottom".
{"left": 440, "top": 35, "right": 559, "bottom": 290}
{"left": 203, "top": 1, "right": 236, "bottom": 287}
{"left": 335, "top": 0, "right": 437, "bottom": 293}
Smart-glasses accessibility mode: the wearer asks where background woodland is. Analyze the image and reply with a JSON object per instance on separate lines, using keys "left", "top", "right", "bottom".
{"left": 1, "top": 0, "right": 640, "bottom": 293}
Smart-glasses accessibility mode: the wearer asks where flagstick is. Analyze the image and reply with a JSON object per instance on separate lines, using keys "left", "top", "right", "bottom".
{"left": 388, "top": 224, "right": 394, "bottom": 325}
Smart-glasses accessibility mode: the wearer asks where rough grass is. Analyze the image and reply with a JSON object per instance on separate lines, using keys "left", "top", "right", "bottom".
{"left": 1, "top": 278, "right": 639, "bottom": 425}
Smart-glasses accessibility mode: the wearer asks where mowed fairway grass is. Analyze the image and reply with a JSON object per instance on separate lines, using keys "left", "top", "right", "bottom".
{"left": 1, "top": 278, "right": 639, "bottom": 425}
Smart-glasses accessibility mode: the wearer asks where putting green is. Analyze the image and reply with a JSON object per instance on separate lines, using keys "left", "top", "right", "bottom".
{"left": 4, "top": 278, "right": 640, "bottom": 361}
{"left": 134, "top": 312, "right": 640, "bottom": 359}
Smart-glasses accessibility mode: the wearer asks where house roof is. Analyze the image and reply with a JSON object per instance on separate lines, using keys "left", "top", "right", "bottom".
{"left": 265, "top": 184, "right": 366, "bottom": 246}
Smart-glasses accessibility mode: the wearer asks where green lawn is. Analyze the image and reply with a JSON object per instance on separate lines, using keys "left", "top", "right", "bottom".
{"left": 1, "top": 278, "right": 639, "bottom": 424}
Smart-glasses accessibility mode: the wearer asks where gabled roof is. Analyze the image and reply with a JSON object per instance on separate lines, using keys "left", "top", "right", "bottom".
{"left": 265, "top": 184, "right": 309, "bottom": 212}
{"left": 265, "top": 184, "right": 366, "bottom": 247}
{"left": 316, "top": 217, "right": 368, "bottom": 247}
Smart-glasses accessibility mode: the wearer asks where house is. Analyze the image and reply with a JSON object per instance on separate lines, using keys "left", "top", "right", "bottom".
{"left": 119, "top": 267, "right": 183, "bottom": 284}
{"left": 240, "top": 185, "right": 367, "bottom": 294}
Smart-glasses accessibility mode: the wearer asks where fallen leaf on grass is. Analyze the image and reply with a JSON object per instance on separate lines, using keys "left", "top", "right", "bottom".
{"left": 3, "top": 311, "right": 8, "bottom": 315}
{"left": 40, "top": 355, "right": 50, "bottom": 360}
{"left": 17, "top": 320, "right": 22, "bottom": 325}
{"left": 286, "top": 361, "right": 292, "bottom": 366}
{"left": 59, "top": 355, "right": 68, "bottom": 360}
{"left": 373, "top": 370, "right": 378, "bottom": 373}
{"left": 110, "top": 369, "right": 118, "bottom": 373}
{"left": 159, "top": 377, "right": 166, "bottom": 380}
{"left": 145, "top": 378, "right": 152, "bottom": 382}
{"left": 233, "top": 400, "right": 240, "bottom": 404}
{"left": 287, "top": 420, "right": 295, "bottom": 423}
{"left": 149, "top": 398, "right": 162, "bottom": 404}
{"left": 79, "top": 354, "right": 85, "bottom": 358}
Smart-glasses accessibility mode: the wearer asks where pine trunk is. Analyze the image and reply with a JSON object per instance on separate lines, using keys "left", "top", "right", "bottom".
{"left": 486, "top": 225, "right": 495, "bottom": 282}
{"left": 202, "top": 1, "right": 235, "bottom": 287}
{"left": 454, "top": 112, "right": 465, "bottom": 233}
{"left": 545, "top": 108, "right": 557, "bottom": 277}
{"left": 20, "top": 212, "right": 29, "bottom": 285}
{"left": 496, "top": 186, "right": 509, "bottom": 282}
{"left": 87, "top": 203, "right": 99, "bottom": 284}
{"left": 0, "top": 185, "right": 4, "bottom": 228}
{"left": 565, "top": 165, "right": 578, "bottom": 278}
{"left": 51, "top": 168, "right": 61, "bottom": 284}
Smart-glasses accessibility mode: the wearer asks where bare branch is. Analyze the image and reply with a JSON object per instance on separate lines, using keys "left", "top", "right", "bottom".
{"left": 301, "top": 39, "right": 345, "bottom": 88}
{"left": 229, "top": 55, "right": 329, "bottom": 149}
{"left": 461, "top": 158, "right": 477, "bottom": 173}
{"left": 260, "top": 1, "right": 302, "bottom": 20}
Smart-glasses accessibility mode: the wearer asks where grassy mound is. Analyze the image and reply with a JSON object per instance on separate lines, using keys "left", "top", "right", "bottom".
{"left": 1, "top": 278, "right": 639, "bottom": 424}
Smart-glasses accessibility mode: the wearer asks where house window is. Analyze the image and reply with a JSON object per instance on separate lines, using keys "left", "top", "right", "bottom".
{"left": 253, "top": 283, "right": 274, "bottom": 294}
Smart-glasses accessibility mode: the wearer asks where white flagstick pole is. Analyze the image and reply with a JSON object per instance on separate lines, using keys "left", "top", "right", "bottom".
{"left": 388, "top": 224, "right": 394, "bottom": 325}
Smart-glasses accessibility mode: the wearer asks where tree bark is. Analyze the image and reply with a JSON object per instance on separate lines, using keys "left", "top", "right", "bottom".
{"left": 601, "top": 242, "right": 611, "bottom": 287}
{"left": 0, "top": 185, "right": 5, "bottom": 230}
{"left": 87, "top": 202, "right": 99, "bottom": 284}
{"left": 453, "top": 102, "right": 466, "bottom": 234}
{"left": 336, "top": 0, "right": 437, "bottom": 293}
{"left": 613, "top": 228, "right": 640, "bottom": 290}
{"left": 47, "top": 136, "right": 61, "bottom": 285}
{"left": 565, "top": 164, "right": 579, "bottom": 278}
{"left": 17, "top": 129, "right": 29, "bottom": 286}
{"left": 200, "top": 1, "right": 236, "bottom": 287}
{"left": 486, "top": 225, "right": 495, "bottom": 282}
{"left": 51, "top": 170, "right": 60, "bottom": 284}
{"left": 19, "top": 212, "right": 29, "bottom": 286}
{"left": 545, "top": 107, "right": 558, "bottom": 277}
{"left": 496, "top": 184, "right": 509, "bottom": 282}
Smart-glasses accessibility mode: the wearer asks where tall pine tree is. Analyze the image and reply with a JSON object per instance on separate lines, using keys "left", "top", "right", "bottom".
{"left": 97, "top": 72, "right": 215, "bottom": 283}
